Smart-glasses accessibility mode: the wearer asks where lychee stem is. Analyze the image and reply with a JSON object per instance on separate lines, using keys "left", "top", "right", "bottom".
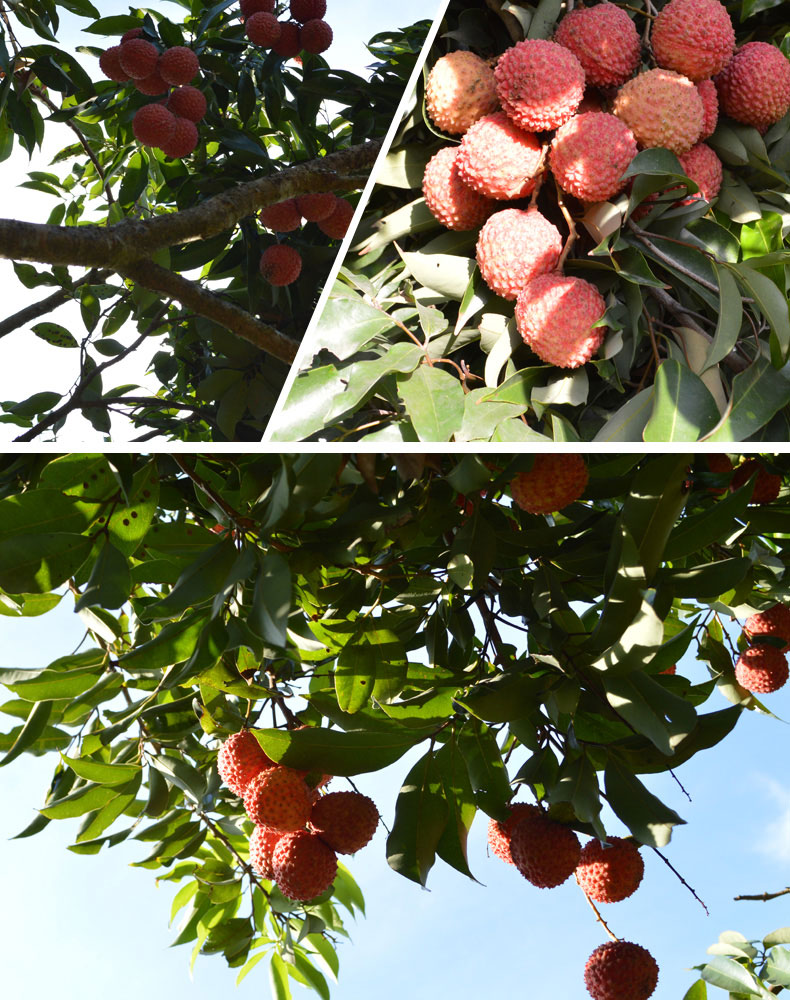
{"left": 580, "top": 886, "right": 620, "bottom": 942}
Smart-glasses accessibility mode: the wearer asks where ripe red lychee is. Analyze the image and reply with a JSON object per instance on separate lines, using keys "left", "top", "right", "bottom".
{"left": 135, "top": 69, "right": 169, "bottom": 95}
{"left": 259, "top": 198, "right": 302, "bottom": 232}
{"left": 495, "top": 38, "right": 585, "bottom": 132}
{"left": 244, "top": 766, "right": 313, "bottom": 829}
{"left": 515, "top": 273, "right": 607, "bottom": 368}
{"left": 731, "top": 458, "right": 782, "bottom": 504}
{"left": 575, "top": 837, "right": 644, "bottom": 903}
{"left": 651, "top": 0, "right": 735, "bottom": 81}
{"left": 735, "top": 646, "right": 789, "bottom": 693}
{"left": 423, "top": 146, "right": 495, "bottom": 231}
{"left": 509, "top": 807, "right": 581, "bottom": 888}
{"left": 290, "top": 0, "right": 326, "bottom": 21}
{"left": 246, "top": 11, "right": 281, "bottom": 47}
{"left": 159, "top": 46, "right": 200, "bottom": 86}
{"left": 119, "top": 38, "right": 160, "bottom": 80}
{"left": 676, "top": 142, "right": 722, "bottom": 204}
{"left": 584, "top": 941, "right": 659, "bottom": 1000}
{"left": 240, "top": 0, "right": 275, "bottom": 16}
{"left": 510, "top": 454, "right": 589, "bottom": 514}
{"left": 614, "top": 68, "right": 704, "bottom": 153}
{"left": 715, "top": 42, "right": 790, "bottom": 132}
{"left": 744, "top": 603, "right": 790, "bottom": 652}
{"left": 99, "top": 46, "right": 131, "bottom": 83}
{"left": 554, "top": 3, "right": 641, "bottom": 89}
{"left": 272, "top": 830, "right": 338, "bottom": 901}
{"left": 217, "top": 729, "right": 275, "bottom": 796}
{"left": 696, "top": 78, "right": 719, "bottom": 138}
{"left": 317, "top": 197, "right": 355, "bottom": 238}
{"left": 296, "top": 192, "right": 336, "bottom": 221}
{"left": 549, "top": 112, "right": 637, "bottom": 202}
{"left": 260, "top": 245, "right": 302, "bottom": 286}
{"left": 475, "top": 208, "right": 562, "bottom": 300}
{"left": 272, "top": 21, "right": 301, "bottom": 59}
{"left": 457, "top": 111, "right": 542, "bottom": 201}
{"left": 249, "top": 824, "right": 283, "bottom": 879}
{"left": 167, "top": 85, "right": 207, "bottom": 122}
{"left": 309, "top": 791, "right": 379, "bottom": 854}
{"left": 425, "top": 51, "right": 499, "bottom": 136}
{"left": 488, "top": 803, "right": 541, "bottom": 865}
{"left": 132, "top": 103, "right": 176, "bottom": 147}
{"left": 159, "top": 116, "right": 199, "bottom": 157}
{"left": 300, "top": 18, "right": 332, "bottom": 55}
{"left": 121, "top": 27, "right": 144, "bottom": 43}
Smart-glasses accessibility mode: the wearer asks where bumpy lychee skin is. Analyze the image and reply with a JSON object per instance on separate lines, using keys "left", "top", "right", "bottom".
{"left": 651, "top": 0, "right": 735, "bottom": 81}
{"left": 510, "top": 454, "right": 589, "bottom": 514}
{"left": 244, "top": 766, "right": 313, "bottom": 829}
{"left": 259, "top": 245, "right": 303, "bottom": 286}
{"left": 715, "top": 42, "right": 790, "bottom": 132}
{"left": 272, "top": 830, "right": 338, "bottom": 901}
{"left": 423, "top": 146, "right": 495, "bottom": 232}
{"left": 300, "top": 19, "right": 332, "bottom": 55}
{"left": 488, "top": 803, "right": 541, "bottom": 865}
{"left": 735, "top": 646, "right": 789, "bottom": 694}
{"left": 495, "top": 39, "right": 585, "bottom": 132}
{"left": 259, "top": 198, "right": 302, "bottom": 232}
{"left": 317, "top": 197, "right": 355, "bottom": 238}
{"left": 159, "top": 46, "right": 200, "bottom": 86}
{"left": 121, "top": 27, "right": 144, "bottom": 43}
{"left": 119, "top": 38, "right": 160, "bottom": 80}
{"left": 614, "top": 68, "right": 703, "bottom": 153}
{"left": 159, "top": 116, "right": 199, "bottom": 158}
{"left": 135, "top": 69, "right": 169, "bottom": 95}
{"left": 475, "top": 208, "right": 562, "bottom": 300}
{"left": 217, "top": 730, "right": 275, "bottom": 796}
{"left": 249, "top": 824, "right": 283, "bottom": 879}
{"left": 696, "top": 79, "right": 719, "bottom": 139}
{"left": 550, "top": 112, "right": 637, "bottom": 202}
{"left": 309, "top": 791, "right": 379, "bottom": 854}
{"left": 167, "top": 85, "right": 207, "bottom": 122}
{"left": 744, "top": 604, "right": 790, "bottom": 653}
{"left": 246, "top": 11, "right": 281, "bottom": 47}
{"left": 132, "top": 104, "right": 176, "bottom": 147}
{"left": 99, "top": 46, "right": 131, "bottom": 83}
{"left": 457, "top": 112, "right": 542, "bottom": 201}
{"left": 554, "top": 3, "right": 641, "bottom": 89}
{"left": 516, "top": 274, "right": 607, "bottom": 368}
{"left": 676, "top": 142, "right": 722, "bottom": 204}
{"left": 290, "top": 0, "right": 326, "bottom": 21}
{"left": 425, "top": 51, "right": 499, "bottom": 136}
{"left": 272, "top": 21, "right": 302, "bottom": 59}
{"left": 240, "top": 0, "right": 276, "bottom": 17}
{"left": 731, "top": 458, "right": 782, "bottom": 504}
{"left": 584, "top": 941, "right": 659, "bottom": 1000}
{"left": 296, "top": 192, "right": 336, "bottom": 221}
{"left": 509, "top": 807, "right": 581, "bottom": 888}
{"left": 575, "top": 837, "right": 644, "bottom": 903}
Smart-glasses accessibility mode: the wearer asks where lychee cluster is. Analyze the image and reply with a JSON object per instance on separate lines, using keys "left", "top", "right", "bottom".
{"left": 99, "top": 27, "right": 205, "bottom": 159}
{"left": 217, "top": 729, "right": 378, "bottom": 901}
{"left": 488, "top": 803, "right": 581, "bottom": 887}
{"left": 734, "top": 601, "right": 790, "bottom": 694}
{"left": 242, "top": 0, "right": 333, "bottom": 58}
{"left": 257, "top": 193, "right": 354, "bottom": 285}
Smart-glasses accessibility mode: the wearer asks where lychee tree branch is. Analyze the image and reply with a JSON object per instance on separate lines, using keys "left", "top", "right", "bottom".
{"left": 0, "top": 267, "right": 111, "bottom": 339}
{"left": 734, "top": 887, "right": 790, "bottom": 902}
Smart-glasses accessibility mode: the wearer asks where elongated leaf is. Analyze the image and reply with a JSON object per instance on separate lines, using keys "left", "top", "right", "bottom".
{"left": 386, "top": 749, "right": 448, "bottom": 885}
{"left": 74, "top": 540, "right": 130, "bottom": 611}
{"left": 397, "top": 365, "right": 465, "bottom": 441}
{"left": 253, "top": 726, "right": 430, "bottom": 776}
{"left": 61, "top": 754, "right": 141, "bottom": 786}
{"left": 0, "top": 532, "right": 91, "bottom": 593}
{"left": 251, "top": 550, "right": 291, "bottom": 648}
{"left": 643, "top": 360, "right": 719, "bottom": 441}
{"left": 604, "top": 757, "right": 685, "bottom": 847}
{"left": 0, "top": 700, "right": 51, "bottom": 767}
{"left": 705, "top": 356, "right": 790, "bottom": 441}
{"left": 434, "top": 738, "right": 477, "bottom": 880}
{"left": 456, "top": 720, "right": 511, "bottom": 820}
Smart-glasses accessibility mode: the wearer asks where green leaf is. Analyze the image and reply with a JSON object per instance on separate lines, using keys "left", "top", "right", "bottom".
{"left": 701, "top": 956, "right": 768, "bottom": 997}
{"left": 307, "top": 290, "right": 396, "bottom": 360}
{"left": 545, "top": 754, "right": 605, "bottom": 841}
{"left": 397, "top": 365, "right": 466, "bottom": 441}
{"left": 434, "top": 737, "right": 477, "bottom": 880}
{"left": 7, "top": 667, "right": 101, "bottom": 702}
{"left": 269, "top": 953, "right": 292, "bottom": 1000}
{"left": 604, "top": 757, "right": 685, "bottom": 847}
{"left": 61, "top": 754, "right": 141, "bottom": 786}
{"left": 32, "top": 322, "right": 78, "bottom": 348}
{"left": 0, "top": 489, "right": 93, "bottom": 538}
{"left": 704, "top": 356, "right": 790, "bottom": 441}
{"left": 682, "top": 981, "right": 707, "bottom": 1000}
{"left": 0, "top": 532, "right": 92, "bottom": 593}
{"left": 149, "top": 754, "right": 206, "bottom": 803}
{"left": 74, "top": 540, "right": 130, "bottom": 611}
{"left": 643, "top": 360, "right": 720, "bottom": 441}
{"left": 665, "top": 482, "right": 752, "bottom": 560}
{"left": 456, "top": 719, "right": 512, "bottom": 820}
{"left": 106, "top": 461, "right": 161, "bottom": 556}
{"left": 253, "top": 726, "right": 431, "bottom": 776}
{"left": 250, "top": 550, "right": 291, "bottom": 647}
{"left": 386, "top": 749, "right": 448, "bottom": 885}
{"left": 0, "top": 701, "right": 51, "bottom": 767}
{"left": 119, "top": 613, "right": 208, "bottom": 673}
{"left": 143, "top": 540, "right": 239, "bottom": 620}
{"left": 764, "top": 928, "right": 790, "bottom": 947}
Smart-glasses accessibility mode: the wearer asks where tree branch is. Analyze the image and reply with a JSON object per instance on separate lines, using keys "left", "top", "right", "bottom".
{"left": 0, "top": 268, "right": 112, "bottom": 339}
{"left": 734, "top": 887, "right": 790, "bottom": 902}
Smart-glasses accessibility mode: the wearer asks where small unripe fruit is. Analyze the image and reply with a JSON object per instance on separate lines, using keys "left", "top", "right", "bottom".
{"left": 317, "top": 197, "right": 355, "bottom": 238}
{"left": 132, "top": 103, "right": 177, "bottom": 147}
{"left": 246, "top": 11, "right": 281, "bottom": 48}
{"left": 259, "top": 198, "right": 302, "bottom": 232}
{"left": 244, "top": 766, "right": 313, "bottom": 829}
{"left": 260, "top": 245, "right": 303, "bottom": 286}
{"left": 509, "top": 808, "right": 581, "bottom": 888}
{"left": 158, "top": 46, "right": 200, "bottom": 86}
{"left": 296, "top": 192, "right": 336, "bottom": 221}
{"left": 575, "top": 837, "right": 644, "bottom": 903}
{"left": 309, "top": 791, "right": 379, "bottom": 854}
{"left": 584, "top": 941, "right": 659, "bottom": 1000}
{"left": 159, "top": 116, "right": 199, "bottom": 158}
{"left": 99, "top": 46, "right": 131, "bottom": 83}
{"left": 167, "top": 85, "right": 207, "bottom": 122}
{"left": 510, "top": 454, "right": 588, "bottom": 514}
{"left": 734, "top": 646, "right": 789, "bottom": 694}
{"left": 273, "top": 21, "right": 302, "bottom": 59}
{"left": 119, "top": 38, "right": 160, "bottom": 80}
{"left": 300, "top": 19, "right": 332, "bottom": 55}
{"left": 272, "top": 830, "right": 338, "bottom": 901}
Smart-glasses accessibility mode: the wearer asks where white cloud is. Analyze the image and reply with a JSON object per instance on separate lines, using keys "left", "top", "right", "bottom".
{"left": 752, "top": 775, "right": 790, "bottom": 862}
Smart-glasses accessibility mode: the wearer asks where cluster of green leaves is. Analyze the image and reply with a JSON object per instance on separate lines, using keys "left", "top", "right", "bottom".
{"left": 0, "top": 1, "right": 429, "bottom": 440}
{"left": 1, "top": 451, "right": 790, "bottom": 995}
{"left": 686, "top": 927, "right": 790, "bottom": 998}
{"left": 271, "top": 0, "right": 790, "bottom": 443}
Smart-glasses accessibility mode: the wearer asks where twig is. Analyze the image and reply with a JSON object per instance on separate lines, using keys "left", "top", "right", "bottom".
{"left": 651, "top": 845, "right": 709, "bottom": 914}
{"left": 172, "top": 455, "right": 254, "bottom": 528}
{"left": 581, "top": 887, "right": 620, "bottom": 941}
{"left": 0, "top": 268, "right": 112, "bottom": 338}
{"left": 734, "top": 887, "right": 790, "bottom": 902}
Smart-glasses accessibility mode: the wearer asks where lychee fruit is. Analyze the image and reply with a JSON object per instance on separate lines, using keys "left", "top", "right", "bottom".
{"left": 159, "top": 116, "right": 199, "bottom": 158}
{"left": 696, "top": 79, "right": 719, "bottom": 138}
{"left": 734, "top": 645, "right": 789, "bottom": 694}
{"left": 510, "top": 454, "right": 589, "bottom": 514}
{"left": 575, "top": 837, "right": 644, "bottom": 903}
{"left": 309, "top": 791, "right": 379, "bottom": 854}
{"left": 423, "top": 146, "right": 496, "bottom": 231}
{"left": 744, "top": 603, "right": 790, "bottom": 652}
{"left": 300, "top": 19, "right": 332, "bottom": 55}
{"left": 246, "top": 11, "right": 281, "bottom": 47}
{"left": 731, "top": 458, "right": 782, "bottom": 504}
{"left": 119, "top": 38, "right": 160, "bottom": 80}
{"left": 158, "top": 46, "right": 200, "bottom": 86}
{"left": 651, "top": 0, "right": 735, "bottom": 81}
{"left": 272, "top": 21, "right": 302, "bottom": 59}
{"left": 121, "top": 27, "right": 144, "bottom": 43}
{"left": 475, "top": 207, "right": 562, "bottom": 300}
{"left": 244, "top": 766, "right": 313, "bottom": 829}
{"left": 99, "top": 46, "right": 131, "bottom": 83}
{"left": 488, "top": 803, "right": 541, "bottom": 865}
{"left": 240, "top": 0, "right": 275, "bottom": 17}
{"left": 317, "top": 197, "right": 355, "bottom": 238}
{"left": 249, "top": 823, "right": 283, "bottom": 879}
{"left": 549, "top": 112, "right": 637, "bottom": 202}
{"left": 217, "top": 729, "right": 275, "bottom": 796}
{"left": 509, "top": 807, "right": 581, "bottom": 888}
{"left": 495, "top": 38, "right": 585, "bottom": 132}
{"left": 584, "top": 941, "right": 659, "bottom": 1000}
{"left": 135, "top": 69, "right": 169, "bottom": 95}
{"left": 272, "top": 830, "right": 338, "bottom": 901}
{"left": 676, "top": 142, "right": 722, "bottom": 204}
{"left": 613, "top": 68, "right": 704, "bottom": 153}
{"left": 456, "top": 111, "right": 543, "bottom": 201}
{"left": 167, "top": 85, "right": 207, "bottom": 122}
{"left": 515, "top": 273, "right": 607, "bottom": 368}
{"left": 132, "top": 103, "right": 176, "bottom": 147}
{"left": 425, "top": 51, "right": 499, "bottom": 136}
{"left": 290, "top": 0, "right": 326, "bottom": 21}
{"left": 259, "top": 198, "right": 302, "bottom": 232}
{"left": 554, "top": 3, "right": 641, "bottom": 89}
{"left": 296, "top": 191, "right": 337, "bottom": 221}
{"left": 259, "top": 245, "right": 303, "bottom": 286}
{"left": 715, "top": 42, "right": 790, "bottom": 132}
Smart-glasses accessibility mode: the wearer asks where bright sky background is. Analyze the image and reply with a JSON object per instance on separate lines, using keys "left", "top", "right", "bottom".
{"left": 0, "top": 0, "right": 434, "bottom": 444}
{"left": 2, "top": 590, "right": 790, "bottom": 999}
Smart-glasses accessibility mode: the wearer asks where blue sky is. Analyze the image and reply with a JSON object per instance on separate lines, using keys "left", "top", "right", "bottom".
{"left": 3, "top": 591, "right": 790, "bottom": 999}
